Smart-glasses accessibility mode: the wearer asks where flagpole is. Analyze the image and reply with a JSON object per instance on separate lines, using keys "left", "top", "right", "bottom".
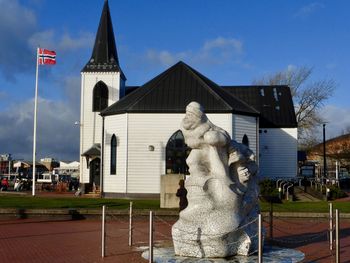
{"left": 32, "top": 47, "right": 39, "bottom": 196}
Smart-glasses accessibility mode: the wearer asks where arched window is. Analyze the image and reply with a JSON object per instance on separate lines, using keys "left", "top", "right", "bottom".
{"left": 242, "top": 134, "right": 249, "bottom": 147}
{"left": 166, "top": 130, "right": 190, "bottom": 174}
{"left": 93, "top": 81, "right": 108, "bottom": 112}
{"left": 110, "top": 134, "right": 117, "bottom": 175}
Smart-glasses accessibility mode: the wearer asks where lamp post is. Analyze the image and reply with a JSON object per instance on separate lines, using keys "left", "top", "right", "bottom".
{"left": 8, "top": 154, "right": 12, "bottom": 176}
{"left": 323, "top": 123, "right": 327, "bottom": 181}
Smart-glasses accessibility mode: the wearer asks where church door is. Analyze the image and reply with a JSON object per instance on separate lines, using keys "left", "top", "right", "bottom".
{"left": 89, "top": 158, "right": 101, "bottom": 186}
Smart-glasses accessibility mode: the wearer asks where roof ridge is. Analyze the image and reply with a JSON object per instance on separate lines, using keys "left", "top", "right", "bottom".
{"left": 126, "top": 62, "right": 181, "bottom": 111}
{"left": 101, "top": 62, "right": 181, "bottom": 115}
{"left": 181, "top": 63, "right": 233, "bottom": 111}
{"left": 186, "top": 64, "right": 258, "bottom": 114}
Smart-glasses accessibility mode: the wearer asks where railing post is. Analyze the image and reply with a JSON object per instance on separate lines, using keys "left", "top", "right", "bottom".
{"left": 129, "top": 201, "right": 133, "bottom": 246}
{"left": 286, "top": 184, "right": 293, "bottom": 201}
{"left": 329, "top": 203, "right": 333, "bottom": 251}
{"left": 149, "top": 211, "right": 153, "bottom": 263}
{"left": 258, "top": 214, "right": 263, "bottom": 263}
{"left": 101, "top": 205, "right": 106, "bottom": 258}
{"left": 335, "top": 209, "right": 340, "bottom": 263}
{"left": 269, "top": 201, "right": 273, "bottom": 240}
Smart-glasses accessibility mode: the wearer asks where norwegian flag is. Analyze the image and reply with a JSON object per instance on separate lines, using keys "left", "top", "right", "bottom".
{"left": 38, "top": 48, "right": 56, "bottom": 65}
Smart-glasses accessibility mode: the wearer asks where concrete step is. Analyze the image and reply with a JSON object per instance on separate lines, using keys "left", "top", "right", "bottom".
{"left": 83, "top": 191, "right": 101, "bottom": 198}
{"left": 294, "top": 186, "right": 321, "bottom": 202}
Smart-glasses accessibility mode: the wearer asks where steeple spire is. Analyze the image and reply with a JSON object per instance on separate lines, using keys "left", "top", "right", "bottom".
{"left": 82, "top": 0, "right": 125, "bottom": 78}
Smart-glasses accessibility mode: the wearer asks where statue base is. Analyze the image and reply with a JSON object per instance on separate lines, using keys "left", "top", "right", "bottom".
{"left": 172, "top": 220, "right": 258, "bottom": 257}
{"left": 141, "top": 246, "right": 305, "bottom": 263}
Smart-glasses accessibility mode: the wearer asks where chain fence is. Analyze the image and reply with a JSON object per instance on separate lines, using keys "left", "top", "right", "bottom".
{"left": 100, "top": 202, "right": 346, "bottom": 262}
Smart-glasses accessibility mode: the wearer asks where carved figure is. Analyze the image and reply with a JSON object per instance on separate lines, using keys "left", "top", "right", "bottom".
{"left": 172, "top": 101, "right": 261, "bottom": 258}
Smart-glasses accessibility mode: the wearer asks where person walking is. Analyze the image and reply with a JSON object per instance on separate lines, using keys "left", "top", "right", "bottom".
{"left": 1, "top": 177, "right": 9, "bottom": 191}
{"left": 176, "top": 179, "right": 188, "bottom": 211}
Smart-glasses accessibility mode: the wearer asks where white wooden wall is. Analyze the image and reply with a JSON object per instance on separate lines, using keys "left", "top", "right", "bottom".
{"left": 232, "top": 115, "right": 258, "bottom": 154}
{"left": 80, "top": 72, "right": 122, "bottom": 183}
{"left": 103, "top": 114, "right": 127, "bottom": 193}
{"left": 259, "top": 128, "right": 298, "bottom": 178}
{"left": 103, "top": 113, "right": 232, "bottom": 194}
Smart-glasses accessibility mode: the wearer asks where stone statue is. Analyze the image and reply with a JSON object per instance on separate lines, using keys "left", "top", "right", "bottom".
{"left": 172, "top": 101, "right": 261, "bottom": 258}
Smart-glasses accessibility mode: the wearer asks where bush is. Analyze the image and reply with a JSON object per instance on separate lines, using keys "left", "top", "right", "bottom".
{"left": 328, "top": 185, "right": 348, "bottom": 200}
{"left": 259, "top": 179, "right": 281, "bottom": 203}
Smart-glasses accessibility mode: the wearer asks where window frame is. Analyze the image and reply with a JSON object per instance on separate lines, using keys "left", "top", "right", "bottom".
{"left": 242, "top": 134, "right": 249, "bottom": 147}
{"left": 92, "top": 81, "right": 108, "bottom": 112}
{"left": 165, "top": 130, "right": 190, "bottom": 175}
{"left": 110, "top": 134, "right": 117, "bottom": 175}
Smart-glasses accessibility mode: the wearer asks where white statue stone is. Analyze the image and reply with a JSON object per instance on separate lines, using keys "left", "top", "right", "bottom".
{"left": 172, "top": 101, "right": 261, "bottom": 258}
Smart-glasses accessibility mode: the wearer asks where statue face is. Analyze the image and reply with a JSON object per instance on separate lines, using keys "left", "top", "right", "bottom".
{"left": 183, "top": 111, "right": 202, "bottom": 130}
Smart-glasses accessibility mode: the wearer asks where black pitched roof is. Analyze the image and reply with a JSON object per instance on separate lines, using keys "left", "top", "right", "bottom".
{"left": 223, "top": 86, "right": 297, "bottom": 128}
{"left": 82, "top": 0, "right": 125, "bottom": 79}
{"left": 81, "top": 144, "right": 101, "bottom": 157}
{"left": 101, "top": 61, "right": 259, "bottom": 116}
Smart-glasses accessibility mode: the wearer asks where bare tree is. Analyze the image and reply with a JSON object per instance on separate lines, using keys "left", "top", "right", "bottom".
{"left": 253, "top": 66, "right": 336, "bottom": 148}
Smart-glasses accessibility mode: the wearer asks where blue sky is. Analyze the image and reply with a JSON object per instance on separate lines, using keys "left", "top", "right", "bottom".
{"left": 1, "top": 0, "right": 349, "bottom": 161}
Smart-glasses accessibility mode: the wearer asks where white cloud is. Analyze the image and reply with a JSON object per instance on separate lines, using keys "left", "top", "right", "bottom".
{"left": 58, "top": 32, "right": 94, "bottom": 51}
{"left": 202, "top": 37, "right": 243, "bottom": 54}
{"left": 320, "top": 105, "right": 350, "bottom": 138}
{"left": 0, "top": 1, "right": 94, "bottom": 81}
{"left": 28, "top": 30, "right": 94, "bottom": 53}
{"left": 28, "top": 30, "right": 55, "bottom": 49}
{"left": 0, "top": 97, "right": 79, "bottom": 161}
{"left": 0, "top": 0, "right": 37, "bottom": 80}
{"left": 143, "top": 36, "right": 244, "bottom": 68}
{"left": 145, "top": 50, "right": 187, "bottom": 66}
{"left": 294, "top": 2, "right": 325, "bottom": 18}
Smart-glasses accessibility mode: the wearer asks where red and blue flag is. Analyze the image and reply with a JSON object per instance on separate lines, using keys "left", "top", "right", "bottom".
{"left": 38, "top": 48, "right": 56, "bottom": 65}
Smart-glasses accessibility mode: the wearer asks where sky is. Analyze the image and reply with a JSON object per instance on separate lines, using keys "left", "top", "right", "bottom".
{"left": 1, "top": 0, "right": 350, "bottom": 161}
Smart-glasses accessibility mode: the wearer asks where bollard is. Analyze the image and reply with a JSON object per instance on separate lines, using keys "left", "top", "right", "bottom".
{"left": 101, "top": 205, "right": 106, "bottom": 258}
{"left": 149, "top": 211, "right": 153, "bottom": 263}
{"left": 286, "top": 184, "right": 293, "bottom": 201}
{"left": 258, "top": 214, "right": 263, "bottom": 263}
{"left": 329, "top": 203, "right": 333, "bottom": 251}
{"left": 269, "top": 201, "right": 273, "bottom": 240}
{"left": 326, "top": 188, "right": 330, "bottom": 201}
{"left": 276, "top": 179, "right": 283, "bottom": 189}
{"left": 278, "top": 187, "right": 282, "bottom": 200}
{"left": 335, "top": 209, "right": 340, "bottom": 263}
{"left": 129, "top": 201, "right": 133, "bottom": 246}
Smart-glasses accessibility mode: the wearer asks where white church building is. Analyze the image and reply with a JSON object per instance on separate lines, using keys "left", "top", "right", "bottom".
{"left": 79, "top": 1, "right": 298, "bottom": 197}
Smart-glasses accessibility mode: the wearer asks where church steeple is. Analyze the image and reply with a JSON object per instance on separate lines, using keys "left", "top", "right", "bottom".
{"left": 82, "top": 0, "right": 125, "bottom": 79}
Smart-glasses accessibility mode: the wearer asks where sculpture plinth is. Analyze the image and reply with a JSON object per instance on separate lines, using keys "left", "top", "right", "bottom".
{"left": 172, "top": 102, "right": 261, "bottom": 258}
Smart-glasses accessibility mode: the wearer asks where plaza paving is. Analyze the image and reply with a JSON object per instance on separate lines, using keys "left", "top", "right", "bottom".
{"left": 0, "top": 215, "right": 349, "bottom": 263}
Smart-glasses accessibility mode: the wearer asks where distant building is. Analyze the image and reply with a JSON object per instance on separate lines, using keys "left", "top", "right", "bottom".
{"left": 307, "top": 133, "right": 350, "bottom": 178}
{"left": 0, "top": 154, "right": 12, "bottom": 174}
{"left": 13, "top": 161, "right": 48, "bottom": 178}
{"left": 79, "top": 1, "right": 298, "bottom": 197}
{"left": 40, "top": 158, "right": 59, "bottom": 172}
{"left": 54, "top": 161, "right": 80, "bottom": 178}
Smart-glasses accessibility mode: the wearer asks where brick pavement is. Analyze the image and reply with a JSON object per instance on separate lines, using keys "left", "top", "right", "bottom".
{"left": 0, "top": 216, "right": 349, "bottom": 263}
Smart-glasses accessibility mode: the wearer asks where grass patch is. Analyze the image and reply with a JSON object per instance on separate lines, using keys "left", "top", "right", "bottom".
{"left": 260, "top": 201, "right": 350, "bottom": 213}
{"left": 0, "top": 195, "right": 160, "bottom": 210}
{"left": 0, "top": 195, "right": 349, "bottom": 213}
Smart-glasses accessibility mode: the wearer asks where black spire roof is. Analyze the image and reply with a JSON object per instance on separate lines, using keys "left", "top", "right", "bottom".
{"left": 101, "top": 61, "right": 258, "bottom": 116}
{"left": 82, "top": 0, "right": 125, "bottom": 78}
